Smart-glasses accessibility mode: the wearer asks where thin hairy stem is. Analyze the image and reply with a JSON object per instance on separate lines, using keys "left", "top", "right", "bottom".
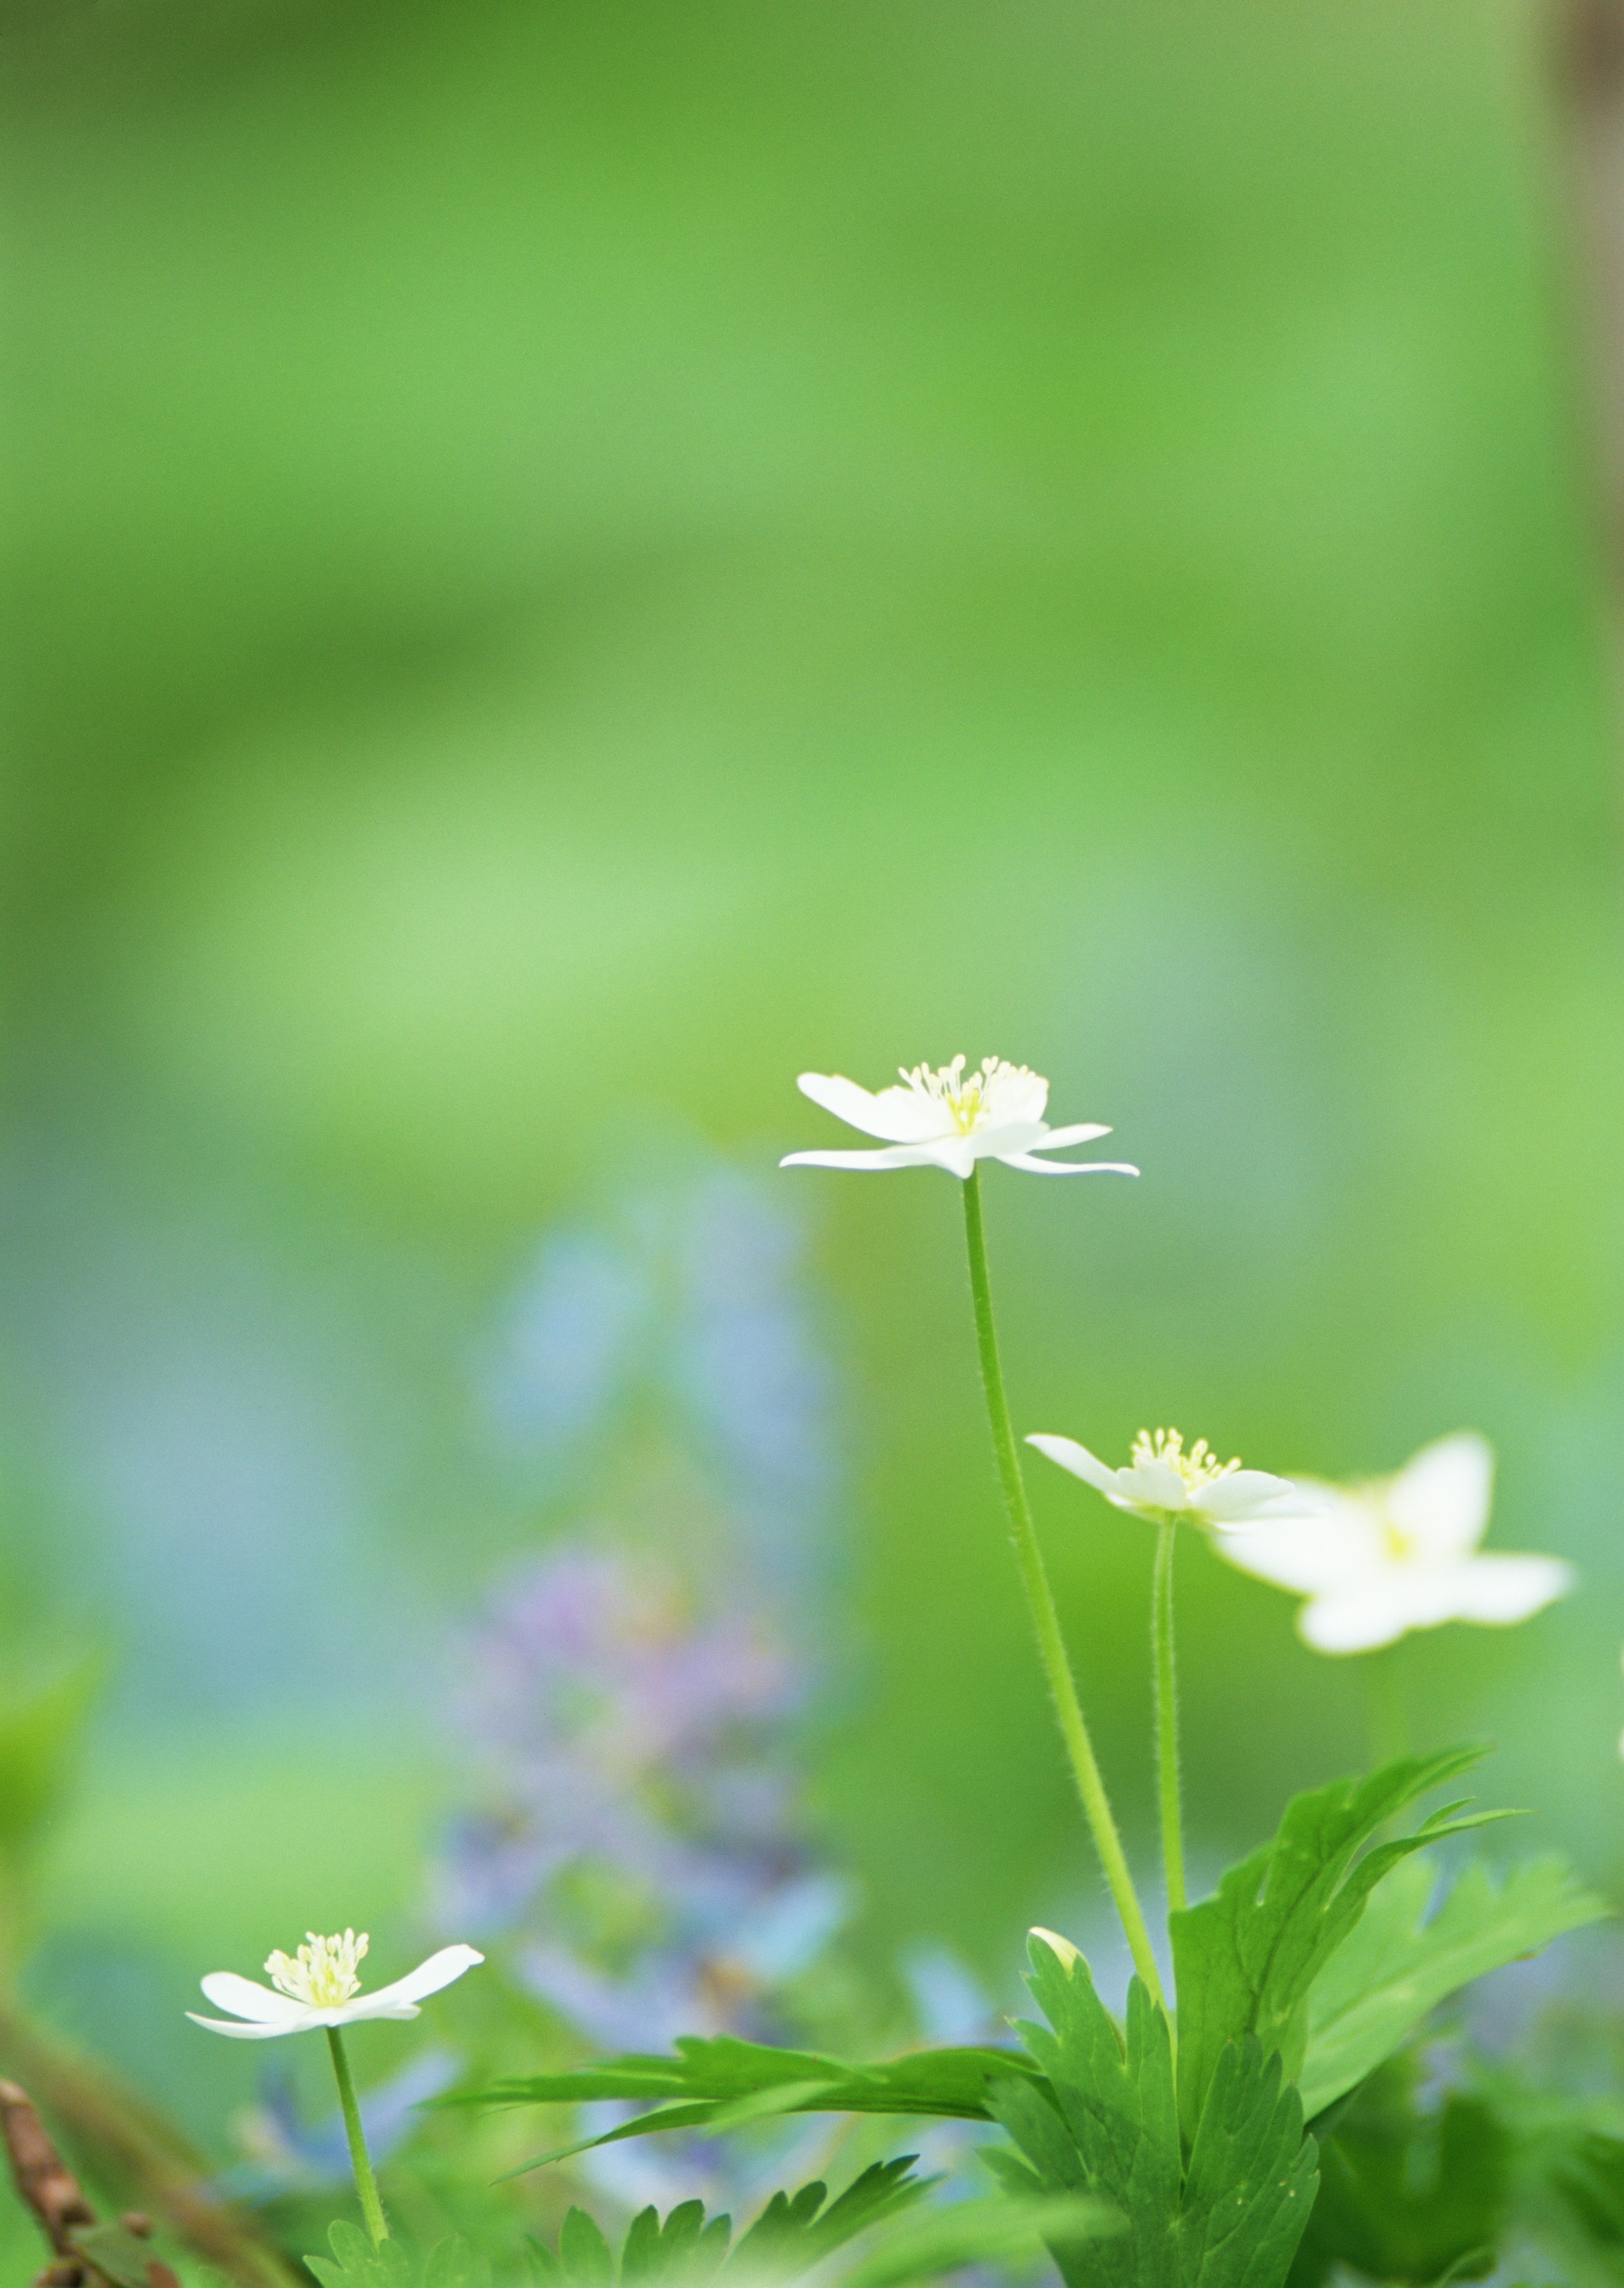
{"left": 1152, "top": 1519, "right": 1186, "bottom": 1915}
{"left": 960, "top": 1167, "right": 1163, "bottom": 2003}
{"left": 326, "top": 2030, "right": 388, "bottom": 2248}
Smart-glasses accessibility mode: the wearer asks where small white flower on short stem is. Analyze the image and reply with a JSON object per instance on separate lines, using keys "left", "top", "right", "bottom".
{"left": 188, "top": 1930, "right": 484, "bottom": 2041}
{"left": 1214, "top": 1431, "right": 1573, "bottom": 1654}
{"left": 1027, "top": 1426, "right": 1305, "bottom": 1529}
{"left": 779, "top": 1056, "right": 1139, "bottom": 1180}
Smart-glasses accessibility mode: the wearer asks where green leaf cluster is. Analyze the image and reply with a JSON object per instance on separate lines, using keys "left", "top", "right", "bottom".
{"left": 985, "top": 1933, "right": 1316, "bottom": 2288}
{"left": 444, "top": 1750, "right": 1605, "bottom": 2288}
{"left": 1298, "top": 1850, "right": 1607, "bottom": 2122}
{"left": 303, "top": 2161, "right": 1110, "bottom": 2288}
{"left": 1287, "top": 2054, "right": 1509, "bottom": 2287}
{"left": 527, "top": 2158, "right": 924, "bottom": 2287}
{"left": 1169, "top": 1747, "right": 1510, "bottom": 2141}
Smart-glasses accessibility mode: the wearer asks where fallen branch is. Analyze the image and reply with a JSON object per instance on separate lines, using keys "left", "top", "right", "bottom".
{"left": 2, "top": 2076, "right": 179, "bottom": 2288}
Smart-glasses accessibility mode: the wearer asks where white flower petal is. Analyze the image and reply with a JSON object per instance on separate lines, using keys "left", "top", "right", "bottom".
{"left": 1031, "top": 1123, "right": 1112, "bottom": 1149}
{"left": 1191, "top": 1470, "right": 1304, "bottom": 1524}
{"left": 198, "top": 1972, "right": 312, "bottom": 2024}
{"left": 1386, "top": 1432, "right": 1493, "bottom": 1559}
{"left": 922, "top": 1139, "right": 980, "bottom": 1179}
{"left": 187, "top": 2010, "right": 319, "bottom": 2040}
{"left": 997, "top": 1153, "right": 1141, "bottom": 1177}
{"left": 1025, "top": 1435, "right": 1125, "bottom": 1501}
{"left": 1296, "top": 1588, "right": 1415, "bottom": 1654}
{"left": 1439, "top": 1554, "right": 1574, "bottom": 1625}
{"left": 964, "top": 1120, "right": 1049, "bottom": 1158}
{"left": 348, "top": 1944, "right": 485, "bottom": 2013}
{"left": 317, "top": 1998, "right": 423, "bottom": 2026}
{"left": 795, "top": 1073, "right": 947, "bottom": 1143}
{"left": 1215, "top": 1501, "right": 1380, "bottom": 1595}
{"left": 780, "top": 1143, "right": 945, "bottom": 1171}
{"left": 1120, "top": 1459, "right": 1189, "bottom": 1513}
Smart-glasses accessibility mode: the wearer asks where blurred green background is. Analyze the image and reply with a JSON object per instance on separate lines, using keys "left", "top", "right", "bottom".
{"left": 3, "top": 0, "right": 1623, "bottom": 2176}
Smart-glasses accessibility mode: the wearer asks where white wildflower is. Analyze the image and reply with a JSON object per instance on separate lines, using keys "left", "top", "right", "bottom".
{"left": 1215, "top": 1432, "right": 1573, "bottom": 1654}
{"left": 188, "top": 1932, "right": 483, "bottom": 2041}
{"left": 779, "top": 1056, "right": 1138, "bottom": 1180}
{"left": 1026, "top": 1426, "right": 1306, "bottom": 1529}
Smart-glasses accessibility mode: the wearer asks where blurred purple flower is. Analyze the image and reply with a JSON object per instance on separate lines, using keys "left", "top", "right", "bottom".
{"left": 432, "top": 1543, "right": 851, "bottom": 2050}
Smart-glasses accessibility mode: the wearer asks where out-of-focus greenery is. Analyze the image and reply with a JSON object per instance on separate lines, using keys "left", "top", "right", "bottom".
{"left": 2, "top": 0, "right": 1622, "bottom": 2221}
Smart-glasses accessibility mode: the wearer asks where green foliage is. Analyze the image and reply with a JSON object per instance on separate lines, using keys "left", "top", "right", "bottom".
{"left": 536, "top": 2210, "right": 617, "bottom": 2288}
{"left": 1170, "top": 1748, "right": 1508, "bottom": 2144}
{"left": 1298, "top": 1851, "right": 1609, "bottom": 2122}
{"left": 617, "top": 2201, "right": 727, "bottom": 2287}
{"left": 985, "top": 1932, "right": 1318, "bottom": 2288}
{"left": 305, "top": 2221, "right": 417, "bottom": 2288}
{"left": 0, "top": 1650, "right": 102, "bottom": 1861}
{"left": 728, "top": 2158, "right": 923, "bottom": 2278}
{"left": 423, "top": 2241, "right": 495, "bottom": 2288}
{"left": 453, "top": 2037, "right": 1044, "bottom": 2174}
{"left": 520, "top": 2160, "right": 1106, "bottom": 2288}
{"left": 1288, "top": 2054, "right": 1509, "bottom": 2288}
{"left": 1544, "top": 2128, "right": 1624, "bottom": 2273}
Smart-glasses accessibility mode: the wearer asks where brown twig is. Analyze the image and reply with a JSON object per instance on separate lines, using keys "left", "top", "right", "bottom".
{"left": 0, "top": 2004, "right": 299, "bottom": 2288}
{"left": 2, "top": 2077, "right": 179, "bottom": 2288}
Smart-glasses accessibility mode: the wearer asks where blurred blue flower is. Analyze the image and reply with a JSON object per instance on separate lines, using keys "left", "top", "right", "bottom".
{"left": 216, "top": 2048, "right": 461, "bottom": 2203}
{"left": 478, "top": 1166, "right": 838, "bottom": 1595}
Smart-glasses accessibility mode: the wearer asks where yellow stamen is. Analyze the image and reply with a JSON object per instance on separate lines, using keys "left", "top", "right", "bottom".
{"left": 1132, "top": 1427, "right": 1240, "bottom": 1495}
{"left": 265, "top": 1930, "right": 369, "bottom": 2008}
{"left": 899, "top": 1055, "right": 1035, "bottom": 1135}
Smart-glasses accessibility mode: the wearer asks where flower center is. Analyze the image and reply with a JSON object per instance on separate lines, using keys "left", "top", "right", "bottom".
{"left": 1132, "top": 1427, "right": 1239, "bottom": 1494}
{"left": 266, "top": 1929, "right": 369, "bottom": 2008}
{"left": 1380, "top": 1512, "right": 1415, "bottom": 1563}
{"left": 900, "top": 1055, "right": 1032, "bottom": 1135}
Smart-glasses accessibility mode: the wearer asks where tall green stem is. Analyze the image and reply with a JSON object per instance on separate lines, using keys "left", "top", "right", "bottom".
{"left": 326, "top": 2027, "right": 389, "bottom": 2248}
{"left": 1360, "top": 1643, "right": 1407, "bottom": 1769}
{"left": 1152, "top": 1520, "right": 1186, "bottom": 1916}
{"left": 960, "top": 1167, "right": 1163, "bottom": 2003}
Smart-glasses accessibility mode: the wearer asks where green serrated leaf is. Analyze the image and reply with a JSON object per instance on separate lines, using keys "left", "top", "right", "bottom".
{"left": 532, "top": 2168, "right": 927, "bottom": 2288}
{"left": 472, "top": 2037, "right": 1042, "bottom": 2177}
{"left": 305, "top": 2223, "right": 414, "bottom": 2288}
{"left": 993, "top": 1934, "right": 1316, "bottom": 2288}
{"left": 559, "top": 2210, "right": 615, "bottom": 2288}
{"left": 423, "top": 2238, "right": 491, "bottom": 2288}
{"left": 523, "top": 2234, "right": 564, "bottom": 2286}
{"left": 1182, "top": 2034, "right": 1320, "bottom": 2288}
{"left": 1299, "top": 1853, "right": 1608, "bottom": 2122}
{"left": 619, "top": 2200, "right": 731, "bottom": 2288}
{"left": 1170, "top": 1747, "right": 1507, "bottom": 2143}
{"left": 622, "top": 2210, "right": 664, "bottom": 2284}
{"left": 730, "top": 2184, "right": 829, "bottom": 2281}
{"left": 796, "top": 2159, "right": 927, "bottom": 2262}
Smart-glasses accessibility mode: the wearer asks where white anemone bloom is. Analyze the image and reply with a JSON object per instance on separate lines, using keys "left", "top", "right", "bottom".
{"left": 188, "top": 1930, "right": 483, "bottom": 2041}
{"left": 1026, "top": 1426, "right": 1307, "bottom": 1529}
{"left": 779, "top": 1056, "right": 1139, "bottom": 1180}
{"left": 1214, "top": 1432, "right": 1574, "bottom": 1654}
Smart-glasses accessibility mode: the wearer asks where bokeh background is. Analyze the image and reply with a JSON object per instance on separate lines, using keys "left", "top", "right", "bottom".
{"left": 4, "top": 0, "right": 1624, "bottom": 2254}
